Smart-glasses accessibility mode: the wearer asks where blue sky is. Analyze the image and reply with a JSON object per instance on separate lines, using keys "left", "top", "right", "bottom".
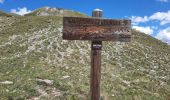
{"left": 0, "top": 0, "right": 170, "bottom": 44}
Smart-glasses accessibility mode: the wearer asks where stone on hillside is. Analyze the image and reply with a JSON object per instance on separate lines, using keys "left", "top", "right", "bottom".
{"left": 62, "top": 75, "right": 70, "bottom": 79}
{"left": 36, "top": 79, "right": 54, "bottom": 85}
{"left": 0, "top": 81, "right": 13, "bottom": 85}
{"left": 122, "top": 80, "right": 131, "bottom": 86}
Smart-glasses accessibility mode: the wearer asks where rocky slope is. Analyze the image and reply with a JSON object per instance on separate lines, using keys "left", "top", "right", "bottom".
{"left": 0, "top": 7, "right": 170, "bottom": 100}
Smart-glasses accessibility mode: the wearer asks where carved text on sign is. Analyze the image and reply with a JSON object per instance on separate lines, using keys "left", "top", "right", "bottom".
{"left": 63, "top": 17, "right": 131, "bottom": 41}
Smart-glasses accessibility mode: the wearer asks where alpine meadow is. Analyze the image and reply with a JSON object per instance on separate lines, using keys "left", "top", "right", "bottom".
{"left": 0, "top": 7, "right": 170, "bottom": 100}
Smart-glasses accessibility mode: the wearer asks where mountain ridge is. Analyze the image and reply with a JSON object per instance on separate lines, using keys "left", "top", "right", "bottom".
{"left": 0, "top": 10, "right": 20, "bottom": 17}
{"left": 25, "top": 6, "right": 86, "bottom": 17}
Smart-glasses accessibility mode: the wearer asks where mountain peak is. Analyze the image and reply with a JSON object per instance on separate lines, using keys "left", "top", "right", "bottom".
{"left": 25, "top": 7, "right": 86, "bottom": 17}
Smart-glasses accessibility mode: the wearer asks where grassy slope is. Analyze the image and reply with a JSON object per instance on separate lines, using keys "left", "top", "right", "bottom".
{"left": 0, "top": 14, "right": 170, "bottom": 100}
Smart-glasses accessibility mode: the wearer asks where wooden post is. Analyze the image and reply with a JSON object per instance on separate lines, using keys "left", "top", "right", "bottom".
{"left": 63, "top": 9, "right": 131, "bottom": 100}
{"left": 90, "top": 9, "right": 103, "bottom": 100}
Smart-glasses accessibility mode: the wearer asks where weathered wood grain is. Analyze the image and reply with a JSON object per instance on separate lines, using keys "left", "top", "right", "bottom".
{"left": 63, "top": 17, "right": 131, "bottom": 41}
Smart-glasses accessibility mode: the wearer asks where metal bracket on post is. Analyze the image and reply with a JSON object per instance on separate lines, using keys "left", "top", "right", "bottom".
{"left": 92, "top": 41, "right": 102, "bottom": 50}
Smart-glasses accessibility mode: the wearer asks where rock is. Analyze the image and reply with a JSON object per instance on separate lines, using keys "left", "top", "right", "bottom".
{"left": 36, "top": 79, "right": 54, "bottom": 85}
{"left": 122, "top": 80, "right": 131, "bottom": 86}
{"left": 62, "top": 75, "right": 70, "bottom": 79}
{"left": 0, "top": 81, "right": 13, "bottom": 85}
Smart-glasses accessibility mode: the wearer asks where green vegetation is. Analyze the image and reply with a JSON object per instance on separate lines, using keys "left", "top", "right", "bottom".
{"left": 0, "top": 7, "right": 170, "bottom": 100}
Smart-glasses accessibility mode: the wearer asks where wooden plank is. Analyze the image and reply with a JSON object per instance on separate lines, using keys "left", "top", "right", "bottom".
{"left": 63, "top": 17, "right": 131, "bottom": 41}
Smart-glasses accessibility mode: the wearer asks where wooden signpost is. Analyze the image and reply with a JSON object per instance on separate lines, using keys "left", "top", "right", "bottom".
{"left": 63, "top": 9, "right": 131, "bottom": 100}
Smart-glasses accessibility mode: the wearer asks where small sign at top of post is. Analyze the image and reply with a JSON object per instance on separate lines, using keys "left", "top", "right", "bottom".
{"left": 62, "top": 9, "right": 131, "bottom": 100}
